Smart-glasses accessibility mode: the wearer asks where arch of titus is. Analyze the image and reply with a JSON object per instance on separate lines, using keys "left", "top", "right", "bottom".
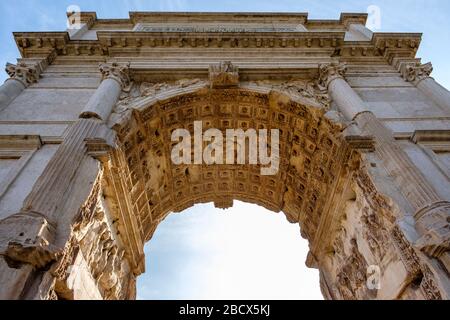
{"left": 0, "top": 11, "right": 449, "bottom": 300}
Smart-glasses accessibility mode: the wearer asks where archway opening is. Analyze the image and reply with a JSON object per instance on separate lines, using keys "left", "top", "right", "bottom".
{"left": 137, "top": 201, "right": 323, "bottom": 300}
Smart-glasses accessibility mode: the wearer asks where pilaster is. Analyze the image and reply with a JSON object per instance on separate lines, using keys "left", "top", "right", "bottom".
{"left": 319, "top": 62, "right": 450, "bottom": 288}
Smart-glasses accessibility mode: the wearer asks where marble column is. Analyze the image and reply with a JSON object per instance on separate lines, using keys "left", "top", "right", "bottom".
{"left": 0, "top": 62, "right": 129, "bottom": 272}
{"left": 80, "top": 62, "right": 130, "bottom": 121}
{"left": 401, "top": 62, "right": 450, "bottom": 114}
{"left": 319, "top": 62, "right": 450, "bottom": 268}
{"left": 0, "top": 62, "right": 39, "bottom": 112}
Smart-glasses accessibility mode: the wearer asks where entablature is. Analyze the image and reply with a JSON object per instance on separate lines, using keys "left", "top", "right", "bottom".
{"left": 10, "top": 12, "right": 423, "bottom": 73}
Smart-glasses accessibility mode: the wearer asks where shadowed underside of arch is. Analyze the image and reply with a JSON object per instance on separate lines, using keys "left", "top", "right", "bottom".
{"left": 102, "top": 82, "right": 358, "bottom": 250}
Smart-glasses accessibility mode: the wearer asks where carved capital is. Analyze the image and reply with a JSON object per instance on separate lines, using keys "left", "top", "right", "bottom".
{"left": 401, "top": 62, "right": 433, "bottom": 84}
{"left": 318, "top": 62, "right": 347, "bottom": 90}
{"left": 209, "top": 61, "right": 239, "bottom": 88}
{"left": 5, "top": 62, "right": 39, "bottom": 87}
{"left": 414, "top": 201, "right": 450, "bottom": 259}
{"left": 99, "top": 62, "right": 131, "bottom": 89}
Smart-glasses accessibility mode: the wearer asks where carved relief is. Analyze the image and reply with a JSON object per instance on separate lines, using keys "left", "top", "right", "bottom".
{"left": 251, "top": 79, "right": 332, "bottom": 110}
{"left": 391, "top": 226, "right": 422, "bottom": 281}
{"left": 209, "top": 61, "right": 239, "bottom": 88}
{"left": 335, "top": 239, "right": 369, "bottom": 300}
{"left": 318, "top": 62, "right": 347, "bottom": 90}
{"left": 360, "top": 207, "right": 389, "bottom": 261}
{"left": 109, "top": 82, "right": 350, "bottom": 246}
{"left": 114, "top": 79, "right": 206, "bottom": 114}
{"left": 420, "top": 264, "right": 443, "bottom": 300}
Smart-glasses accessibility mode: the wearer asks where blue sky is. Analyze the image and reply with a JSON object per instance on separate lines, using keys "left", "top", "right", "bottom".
{"left": 1, "top": 1, "right": 449, "bottom": 300}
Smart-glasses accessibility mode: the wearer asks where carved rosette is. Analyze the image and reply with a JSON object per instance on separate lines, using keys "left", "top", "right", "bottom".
{"left": 5, "top": 62, "right": 39, "bottom": 87}
{"left": 318, "top": 62, "right": 347, "bottom": 91}
{"left": 209, "top": 61, "right": 239, "bottom": 88}
{"left": 99, "top": 62, "right": 131, "bottom": 89}
{"left": 401, "top": 62, "right": 433, "bottom": 83}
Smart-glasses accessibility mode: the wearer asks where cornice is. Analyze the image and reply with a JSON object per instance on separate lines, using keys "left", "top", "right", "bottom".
{"left": 13, "top": 32, "right": 421, "bottom": 59}
{"left": 11, "top": 13, "right": 422, "bottom": 67}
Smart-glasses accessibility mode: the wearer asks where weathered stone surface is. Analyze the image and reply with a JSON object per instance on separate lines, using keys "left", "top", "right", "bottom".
{"left": 0, "top": 11, "right": 449, "bottom": 300}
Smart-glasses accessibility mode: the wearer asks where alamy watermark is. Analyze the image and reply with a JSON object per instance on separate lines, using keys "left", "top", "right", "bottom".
{"left": 366, "top": 5, "right": 382, "bottom": 31}
{"left": 367, "top": 265, "right": 381, "bottom": 290}
{"left": 67, "top": 5, "right": 82, "bottom": 30}
{"left": 171, "top": 121, "right": 280, "bottom": 176}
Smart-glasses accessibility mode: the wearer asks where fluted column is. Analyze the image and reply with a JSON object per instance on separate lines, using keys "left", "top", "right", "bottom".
{"left": 401, "top": 62, "right": 450, "bottom": 114}
{"left": 80, "top": 62, "right": 130, "bottom": 121}
{"left": 0, "top": 62, "right": 129, "bottom": 270}
{"left": 318, "top": 63, "right": 367, "bottom": 120}
{"left": 319, "top": 62, "right": 449, "bottom": 264}
{"left": 0, "top": 62, "right": 39, "bottom": 112}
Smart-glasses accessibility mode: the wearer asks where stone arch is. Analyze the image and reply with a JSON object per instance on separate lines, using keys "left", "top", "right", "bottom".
{"left": 2, "top": 76, "right": 445, "bottom": 300}
{"left": 105, "top": 81, "right": 358, "bottom": 244}
{"left": 63, "top": 79, "right": 384, "bottom": 300}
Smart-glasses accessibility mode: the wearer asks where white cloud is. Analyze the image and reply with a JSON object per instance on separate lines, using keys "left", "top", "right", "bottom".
{"left": 138, "top": 201, "right": 323, "bottom": 300}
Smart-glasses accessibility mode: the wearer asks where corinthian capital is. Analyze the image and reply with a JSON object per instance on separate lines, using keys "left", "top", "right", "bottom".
{"left": 99, "top": 62, "right": 131, "bottom": 89}
{"left": 318, "top": 62, "right": 347, "bottom": 90}
{"left": 5, "top": 62, "right": 39, "bottom": 87}
{"left": 401, "top": 62, "right": 433, "bottom": 83}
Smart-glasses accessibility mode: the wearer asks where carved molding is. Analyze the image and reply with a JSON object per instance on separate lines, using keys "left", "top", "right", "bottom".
{"left": 318, "top": 62, "right": 347, "bottom": 90}
{"left": 335, "top": 239, "right": 369, "bottom": 300}
{"left": 51, "top": 173, "right": 135, "bottom": 300}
